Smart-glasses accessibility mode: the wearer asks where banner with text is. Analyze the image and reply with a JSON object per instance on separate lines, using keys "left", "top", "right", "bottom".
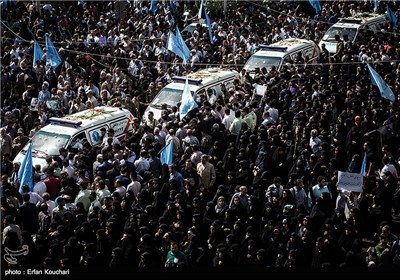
{"left": 337, "top": 171, "right": 363, "bottom": 192}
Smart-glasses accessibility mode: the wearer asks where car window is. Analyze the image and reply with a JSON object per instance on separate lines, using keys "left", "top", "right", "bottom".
{"left": 150, "top": 87, "right": 194, "bottom": 109}
{"left": 243, "top": 54, "right": 281, "bottom": 72}
{"left": 30, "top": 131, "right": 70, "bottom": 156}
{"left": 322, "top": 26, "right": 357, "bottom": 42}
{"left": 70, "top": 132, "right": 88, "bottom": 151}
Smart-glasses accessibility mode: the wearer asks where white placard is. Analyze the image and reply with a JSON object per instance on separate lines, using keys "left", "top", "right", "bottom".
{"left": 337, "top": 171, "right": 363, "bottom": 192}
{"left": 255, "top": 84, "right": 268, "bottom": 96}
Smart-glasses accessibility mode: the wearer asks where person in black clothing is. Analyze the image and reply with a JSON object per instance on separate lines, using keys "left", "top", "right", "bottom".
{"left": 17, "top": 194, "right": 39, "bottom": 235}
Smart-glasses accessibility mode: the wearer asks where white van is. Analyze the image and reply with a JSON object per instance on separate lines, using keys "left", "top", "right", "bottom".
{"left": 14, "top": 106, "right": 134, "bottom": 169}
{"left": 243, "top": 38, "right": 320, "bottom": 75}
{"left": 318, "top": 12, "right": 386, "bottom": 54}
{"left": 142, "top": 68, "right": 239, "bottom": 122}
{"left": 181, "top": 22, "right": 208, "bottom": 39}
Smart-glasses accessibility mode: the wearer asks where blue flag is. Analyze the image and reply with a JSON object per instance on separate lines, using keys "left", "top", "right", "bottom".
{"left": 167, "top": 30, "right": 186, "bottom": 64}
{"left": 204, "top": 9, "right": 213, "bottom": 44}
{"left": 45, "top": 35, "right": 62, "bottom": 69}
{"left": 360, "top": 152, "right": 367, "bottom": 176}
{"left": 175, "top": 27, "right": 191, "bottom": 62}
{"left": 1, "top": 0, "right": 10, "bottom": 9}
{"left": 179, "top": 78, "right": 198, "bottom": 119}
{"left": 387, "top": 5, "right": 397, "bottom": 28}
{"left": 309, "top": 0, "right": 321, "bottom": 13}
{"left": 170, "top": 0, "right": 176, "bottom": 14}
{"left": 374, "top": 0, "right": 379, "bottom": 12}
{"left": 160, "top": 140, "right": 173, "bottom": 166}
{"left": 33, "top": 40, "right": 44, "bottom": 68}
{"left": 150, "top": 0, "right": 157, "bottom": 15}
{"left": 367, "top": 64, "right": 395, "bottom": 102}
{"left": 18, "top": 143, "right": 33, "bottom": 193}
{"left": 198, "top": 0, "right": 205, "bottom": 19}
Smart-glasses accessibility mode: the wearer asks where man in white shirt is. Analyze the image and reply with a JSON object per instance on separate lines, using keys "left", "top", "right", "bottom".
{"left": 261, "top": 111, "right": 275, "bottom": 126}
{"left": 88, "top": 191, "right": 101, "bottom": 215}
{"left": 206, "top": 88, "right": 217, "bottom": 105}
{"left": 266, "top": 177, "right": 284, "bottom": 203}
{"left": 222, "top": 108, "right": 235, "bottom": 130}
{"left": 2, "top": 215, "right": 22, "bottom": 245}
{"left": 309, "top": 129, "right": 321, "bottom": 154}
{"left": 102, "top": 128, "right": 121, "bottom": 146}
{"left": 380, "top": 156, "right": 398, "bottom": 180}
{"left": 39, "top": 192, "right": 56, "bottom": 217}
{"left": 134, "top": 150, "right": 150, "bottom": 174}
{"left": 265, "top": 100, "right": 279, "bottom": 124}
{"left": 311, "top": 176, "right": 332, "bottom": 205}
{"left": 21, "top": 185, "right": 43, "bottom": 205}
{"left": 114, "top": 179, "right": 126, "bottom": 198}
{"left": 126, "top": 171, "right": 141, "bottom": 197}
{"left": 33, "top": 174, "right": 47, "bottom": 197}
{"left": 74, "top": 182, "right": 91, "bottom": 212}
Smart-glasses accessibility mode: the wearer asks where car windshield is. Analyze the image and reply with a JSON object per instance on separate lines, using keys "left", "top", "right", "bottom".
{"left": 23, "top": 131, "right": 70, "bottom": 157}
{"left": 150, "top": 87, "right": 192, "bottom": 109}
{"left": 322, "top": 27, "right": 357, "bottom": 42}
{"left": 183, "top": 24, "right": 196, "bottom": 34}
{"left": 243, "top": 55, "right": 281, "bottom": 72}
{"left": 182, "top": 23, "right": 205, "bottom": 38}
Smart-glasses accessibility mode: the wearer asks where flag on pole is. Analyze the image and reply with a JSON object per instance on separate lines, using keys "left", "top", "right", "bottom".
{"left": 33, "top": 40, "right": 44, "bottom": 68}
{"left": 175, "top": 27, "right": 191, "bottom": 62}
{"left": 160, "top": 140, "right": 174, "bottom": 166}
{"left": 150, "top": 0, "right": 157, "bottom": 15}
{"left": 170, "top": 0, "right": 176, "bottom": 14}
{"left": 367, "top": 64, "right": 395, "bottom": 101}
{"left": 360, "top": 152, "right": 367, "bottom": 176}
{"left": 387, "top": 5, "right": 398, "bottom": 28}
{"left": 167, "top": 30, "right": 186, "bottom": 64}
{"left": 198, "top": 0, "right": 205, "bottom": 19}
{"left": 18, "top": 143, "right": 33, "bottom": 193}
{"left": 45, "top": 35, "right": 62, "bottom": 69}
{"left": 309, "top": 0, "right": 321, "bottom": 13}
{"left": 1, "top": 0, "right": 10, "bottom": 9}
{"left": 377, "top": 123, "right": 398, "bottom": 140}
{"left": 204, "top": 9, "right": 213, "bottom": 44}
{"left": 179, "top": 78, "right": 198, "bottom": 119}
{"left": 374, "top": 0, "right": 379, "bottom": 12}
{"left": 64, "top": 60, "right": 72, "bottom": 70}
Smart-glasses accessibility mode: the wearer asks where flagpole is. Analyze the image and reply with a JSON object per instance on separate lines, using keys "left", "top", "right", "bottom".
{"left": 157, "top": 140, "right": 170, "bottom": 156}
{"left": 223, "top": 0, "right": 227, "bottom": 16}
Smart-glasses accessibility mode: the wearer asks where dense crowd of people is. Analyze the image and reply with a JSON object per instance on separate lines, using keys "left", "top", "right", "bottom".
{"left": 1, "top": 0, "right": 400, "bottom": 272}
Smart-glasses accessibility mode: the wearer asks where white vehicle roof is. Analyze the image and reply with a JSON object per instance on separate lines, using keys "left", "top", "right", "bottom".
{"left": 166, "top": 67, "right": 238, "bottom": 91}
{"left": 156, "top": 68, "right": 239, "bottom": 94}
{"left": 143, "top": 68, "right": 238, "bottom": 121}
{"left": 46, "top": 106, "right": 130, "bottom": 132}
{"left": 254, "top": 38, "right": 317, "bottom": 58}
{"left": 336, "top": 12, "right": 385, "bottom": 26}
